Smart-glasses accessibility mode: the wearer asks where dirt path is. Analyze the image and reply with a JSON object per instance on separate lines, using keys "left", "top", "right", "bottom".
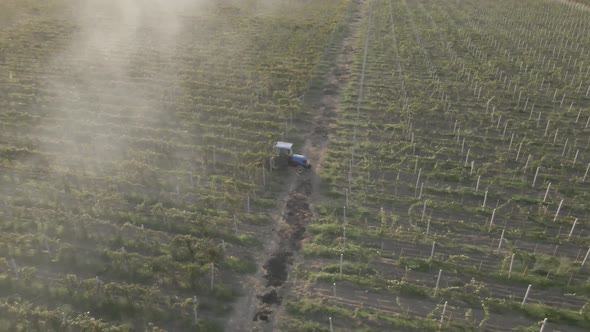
{"left": 224, "top": 0, "right": 365, "bottom": 330}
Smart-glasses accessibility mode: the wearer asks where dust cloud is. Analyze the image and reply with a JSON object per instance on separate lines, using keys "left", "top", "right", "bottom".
{"left": 39, "top": 0, "right": 208, "bottom": 174}
{"left": 38, "top": 0, "right": 292, "bottom": 175}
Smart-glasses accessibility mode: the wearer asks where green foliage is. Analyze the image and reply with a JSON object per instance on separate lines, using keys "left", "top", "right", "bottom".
{"left": 223, "top": 255, "right": 257, "bottom": 273}
{"left": 0, "top": 0, "right": 351, "bottom": 328}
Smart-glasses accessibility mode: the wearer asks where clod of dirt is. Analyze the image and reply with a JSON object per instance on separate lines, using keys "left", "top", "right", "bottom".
{"left": 257, "top": 288, "right": 281, "bottom": 305}
{"left": 285, "top": 192, "right": 310, "bottom": 210}
{"left": 252, "top": 304, "right": 272, "bottom": 321}
{"left": 263, "top": 251, "right": 293, "bottom": 287}
{"left": 281, "top": 191, "right": 312, "bottom": 248}
{"left": 254, "top": 190, "right": 313, "bottom": 324}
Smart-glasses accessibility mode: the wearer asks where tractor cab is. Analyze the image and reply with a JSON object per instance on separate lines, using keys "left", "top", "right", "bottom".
{"left": 271, "top": 141, "right": 311, "bottom": 174}
{"left": 275, "top": 141, "right": 293, "bottom": 158}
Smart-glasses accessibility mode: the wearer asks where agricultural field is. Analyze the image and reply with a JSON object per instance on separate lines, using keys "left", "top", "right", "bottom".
{"left": 0, "top": 0, "right": 348, "bottom": 330}
{"left": 280, "top": 0, "right": 590, "bottom": 331}
{"left": 1, "top": 0, "right": 590, "bottom": 331}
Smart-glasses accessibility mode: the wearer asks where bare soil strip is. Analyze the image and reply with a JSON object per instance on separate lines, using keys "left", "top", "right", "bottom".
{"left": 224, "top": 0, "right": 365, "bottom": 331}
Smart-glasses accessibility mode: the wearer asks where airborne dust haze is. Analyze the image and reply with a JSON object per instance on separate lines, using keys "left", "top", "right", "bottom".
{"left": 0, "top": 0, "right": 321, "bottom": 329}
{"left": 38, "top": 0, "right": 297, "bottom": 176}
{"left": 42, "top": 0, "right": 208, "bottom": 174}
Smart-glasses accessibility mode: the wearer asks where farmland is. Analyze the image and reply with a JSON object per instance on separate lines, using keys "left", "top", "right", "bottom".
{"left": 1, "top": 0, "right": 590, "bottom": 331}
{"left": 281, "top": 0, "right": 590, "bottom": 331}
{"left": 0, "top": 0, "right": 348, "bottom": 330}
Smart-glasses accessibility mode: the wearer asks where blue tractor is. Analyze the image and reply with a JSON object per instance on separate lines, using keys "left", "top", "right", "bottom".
{"left": 271, "top": 141, "right": 312, "bottom": 175}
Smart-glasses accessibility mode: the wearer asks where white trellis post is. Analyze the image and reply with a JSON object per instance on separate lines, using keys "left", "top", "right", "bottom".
{"left": 496, "top": 229, "right": 505, "bottom": 254}
{"left": 582, "top": 247, "right": 590, "bottom": 266}
{"left": 193, "top": 296, "right": 198, "bottom": 323}
{"left": 329, "top": 317, "right": 334, "bottom": 332}
{"left": 539, "top": 318, "right": 548, "bottom": 332}
{"left": 434, "top": 269, "right": 442, "bottom": 296}
{"left": 141, "top": 224, "right": 147, "bottom": 245}
{"left": 515, "top": 141, "right": 523, "bottom": 161}
{"left": 210, "top": 263, "right": 215, "bottom": 290}
{"left": 522, "top": 284, "right": 532, "bottom": 306}
{"left": 532, "top": 167, "right": 540, "bottom": 187}
{"left": 509, "top": 253, "right": 515, "bottom": 278}
{"left": 415, "top": 168, "right": 422, "bottom": 197}
{"left": 439, "top": 301, "right": 448, "bottom": 328}
{"left": 11, "top": 258, "right": 18, "bottom": 279}
{"left": 523, "top": 154, "right": 531, "bottom": 172}
{"left": 339, "top": 254, "right": 343, "bottom": 278}
{"left": 345, "top": 189, "right": 348, "bottom": 207}
{"left": 554, "top": 199, "right": 564, "bottom": 222}
{"left": 489, "top": 208, "right": 496, "bottom": 232}
{"left": 543, "top": 182, "right": 551, "bottom": 203}
{"left": 568, "top": 219, "right": 578, "bottom": 241}
{"left": 431, "top": 241, "right": 436, "bottom": 259}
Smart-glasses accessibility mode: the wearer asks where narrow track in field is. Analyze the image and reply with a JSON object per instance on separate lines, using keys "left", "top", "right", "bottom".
{"left": 224, "top": 0, "right": 366, "bottom": 330}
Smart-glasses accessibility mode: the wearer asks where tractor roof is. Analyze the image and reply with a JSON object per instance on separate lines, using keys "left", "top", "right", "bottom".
{"left": 275, "top": 141, "right": 293, "bottom": 150}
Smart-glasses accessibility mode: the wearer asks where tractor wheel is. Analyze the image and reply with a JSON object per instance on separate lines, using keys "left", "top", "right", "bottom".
{"left": 295, "top": 165, "right": 305, "bottom": 175}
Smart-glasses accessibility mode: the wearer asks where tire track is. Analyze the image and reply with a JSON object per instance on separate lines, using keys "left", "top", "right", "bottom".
{"left": 224, "top": 0, "right": 365, "bottom": 331}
